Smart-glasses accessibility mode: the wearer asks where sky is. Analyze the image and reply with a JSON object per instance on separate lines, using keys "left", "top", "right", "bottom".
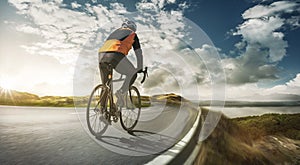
{"left": 0, "top": 0, "right": 300, "bottom": 101}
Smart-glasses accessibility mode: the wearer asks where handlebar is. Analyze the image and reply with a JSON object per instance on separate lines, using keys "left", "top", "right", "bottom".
{"left": 112, "top": 67, "right": 148, "bottom": 83}
{"left": 140, "top": 67, "right": 148, "bottom": 84}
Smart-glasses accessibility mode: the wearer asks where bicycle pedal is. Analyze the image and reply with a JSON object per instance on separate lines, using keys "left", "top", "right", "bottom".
{"left": 113, "top": 116, "right": 118, "bottom": 123}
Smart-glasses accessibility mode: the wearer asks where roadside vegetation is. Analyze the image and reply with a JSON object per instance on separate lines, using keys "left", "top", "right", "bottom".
{"left": 0, "top": 92, "right": 74, "bottom": 107}
{"left": 232, "top": 113, "right": 300, "bottom": 140}
{"left": 196, "top": 109, "right": 300, "bottom": 165}
{"left": 0, "top": 88, "right": 152, "bottom": 107}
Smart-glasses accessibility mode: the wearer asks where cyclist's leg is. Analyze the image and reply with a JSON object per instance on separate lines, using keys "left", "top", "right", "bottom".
{"left": 99, "top": 53, "right": 112, "bottom": 107}
{"left": 115, "top": 56, "right": 137, "bottom": 93}
{"left": 99, "top": 53, "right": 110, "bottom": 84}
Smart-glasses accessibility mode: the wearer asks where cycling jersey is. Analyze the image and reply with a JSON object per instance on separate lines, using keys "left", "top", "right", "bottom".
{"left": 99, "top": 28, "right": 141, "bottom": 55}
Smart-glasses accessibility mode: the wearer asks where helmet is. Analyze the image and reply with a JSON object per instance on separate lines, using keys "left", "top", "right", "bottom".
{"left": 122, "top": 19, "right": 137, "bottom": 32}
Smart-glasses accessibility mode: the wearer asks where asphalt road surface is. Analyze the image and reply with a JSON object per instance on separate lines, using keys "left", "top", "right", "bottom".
{"left": 0, "top": 103, "right": 197, "bottom": 165}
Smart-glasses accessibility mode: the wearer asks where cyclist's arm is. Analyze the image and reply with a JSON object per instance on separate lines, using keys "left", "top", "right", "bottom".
{"left": 133, "top": 35, "right": 143, "bottom": 71}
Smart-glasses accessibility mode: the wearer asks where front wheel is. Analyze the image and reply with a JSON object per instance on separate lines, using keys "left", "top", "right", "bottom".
{"left": 120, "top": 86, "right": 141, "bottom": 131}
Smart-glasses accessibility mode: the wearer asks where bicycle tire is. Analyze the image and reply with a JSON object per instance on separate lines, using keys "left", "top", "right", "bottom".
{"left": 120, "top": 86, "right": 141, "bottom": 131}
{"left": 86, "top": 84, "right": 109, "bottom": 136}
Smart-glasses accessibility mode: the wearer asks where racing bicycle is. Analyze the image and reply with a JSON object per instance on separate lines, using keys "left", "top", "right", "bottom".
{"left": 86, "top": 64, "right": 148, "bottom": 136}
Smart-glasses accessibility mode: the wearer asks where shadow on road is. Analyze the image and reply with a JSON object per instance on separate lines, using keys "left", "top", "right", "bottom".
{"left": 95, "top": 129, "right": 186, "bottom": 156}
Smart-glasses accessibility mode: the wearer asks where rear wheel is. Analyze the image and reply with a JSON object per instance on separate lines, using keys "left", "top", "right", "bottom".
{"left": 120, "top": 86, "right": 141, "bottom": 131}
{"left": 86, "top": 84, "right": 110, "bottom": 136}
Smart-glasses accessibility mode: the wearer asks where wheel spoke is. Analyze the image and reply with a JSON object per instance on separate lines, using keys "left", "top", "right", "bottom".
{"left": 92, "top": 113, "right": 97, "bottom": 130}
{"left": 124, "top": 115, "right": 130, "bottom": 127}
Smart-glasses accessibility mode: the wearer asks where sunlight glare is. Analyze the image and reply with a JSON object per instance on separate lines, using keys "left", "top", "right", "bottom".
{"left": 0, "top": 80, "right": 13, "bottom": 90}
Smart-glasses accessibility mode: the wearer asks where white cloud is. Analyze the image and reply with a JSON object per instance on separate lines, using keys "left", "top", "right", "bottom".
{"left": 226, "top": 83, "right": 261, "bottom": 100}
{"left": 242, "top": 1, "right": 298, "bottom": 19}
{"left": 266, "top": 73, "right": 300, "bottom": 95}
{"left": 8, "top": 0, "right": 99, "bottom": 65}
{"left": 167, "top": 0, "right": 176, "bottom": 3}
{"left": 223, "top": 44, "right": 279, "bottom": 85}
{"left": 137, "top": 0, "right": 166, "bottom": 11}
{"left": 15, "top": 24, "right": 41, "bottom": 35}
{"left": 137, "top": 0, "right": 189, "bottom": 12}
{"left": 287, "top": 74, "right": 300, "bottom": 87}
{"left": 225, "top": 73, "right": 300, "bottom": 101}
{"left": 263, "top": 73, "right": 300, "bottom": 98}
{"left": 110, "top": 3, "right": 127, "bottom": 14}
{"left": 234, "top": 16, "right": 287, "bottom": 62}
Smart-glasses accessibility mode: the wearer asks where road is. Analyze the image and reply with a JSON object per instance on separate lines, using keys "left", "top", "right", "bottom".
{"left": 0, "top": 103, "right": 198, "bottom": 164}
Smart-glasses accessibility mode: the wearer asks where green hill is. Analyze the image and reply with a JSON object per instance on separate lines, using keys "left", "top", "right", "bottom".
{"left": 0, "top": 87, "right": 150, "bottom": 107}
{"left": 0, "top": 87, "right": 74, "bottom": 107}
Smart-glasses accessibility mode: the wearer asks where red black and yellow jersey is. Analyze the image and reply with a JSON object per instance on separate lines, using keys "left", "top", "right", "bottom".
{"left": 99, "top": 28, "right": 141, "bottom": 55}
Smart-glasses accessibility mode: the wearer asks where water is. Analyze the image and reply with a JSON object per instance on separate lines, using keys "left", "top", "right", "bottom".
{"left": 205, "top": 106, "right": 300, "bottom": 118}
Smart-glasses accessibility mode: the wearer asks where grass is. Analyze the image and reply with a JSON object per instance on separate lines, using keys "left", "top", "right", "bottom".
{"left": 232, "top": 113, "right": 300, "bottom": 140}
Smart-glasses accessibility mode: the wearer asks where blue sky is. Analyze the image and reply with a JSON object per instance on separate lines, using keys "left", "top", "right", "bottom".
{"left": 0, "top": 0, "right": 300, "bottom": 101}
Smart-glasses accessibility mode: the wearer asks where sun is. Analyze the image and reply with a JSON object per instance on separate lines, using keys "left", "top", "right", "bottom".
{"left": 0, "top": 80, "right": 13, "bottom": 91}
{"left": 0, "top": 79, "right": 16, "bottom": 104}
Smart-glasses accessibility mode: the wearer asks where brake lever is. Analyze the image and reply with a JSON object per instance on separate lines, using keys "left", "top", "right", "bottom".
{"left": 141, "top": 67, "right": 148, "bottom": 84}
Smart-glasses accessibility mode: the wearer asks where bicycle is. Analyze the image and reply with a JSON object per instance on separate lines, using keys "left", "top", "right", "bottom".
{"left": 86, "top": 64, "right": 148, "bottom": 136}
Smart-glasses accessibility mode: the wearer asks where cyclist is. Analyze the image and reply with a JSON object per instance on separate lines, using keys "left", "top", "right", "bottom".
{"left": 98, "top": 19, "right": 144, "bottom": 107}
